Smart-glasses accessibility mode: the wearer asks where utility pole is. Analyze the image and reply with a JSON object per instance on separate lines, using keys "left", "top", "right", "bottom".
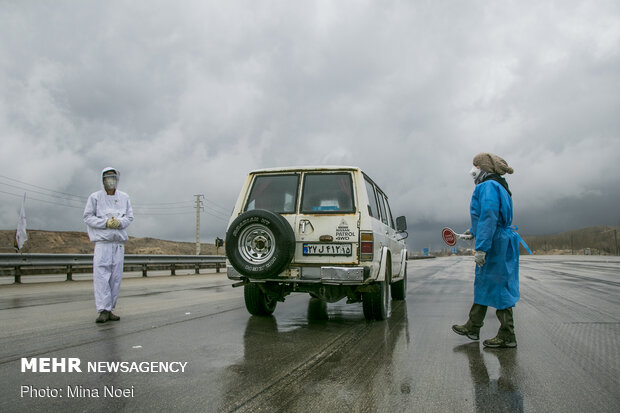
{"left": 194, "top": 195, "right": 204, "bottom": 255}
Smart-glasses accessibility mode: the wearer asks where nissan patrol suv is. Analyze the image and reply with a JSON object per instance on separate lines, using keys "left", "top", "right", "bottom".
{"left": 225, "top": 166, "right": 408, "bottom": 321}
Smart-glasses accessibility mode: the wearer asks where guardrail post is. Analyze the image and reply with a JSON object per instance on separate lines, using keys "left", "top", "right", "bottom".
{"left": 14, "top": 267, "right": 22, "bottom": 284}
{"left": 66, "top": 265, "right": 73, "bottom": 281}
{"left": 142, "top": 264, "right": 147, "bottom": 277}
{"left": 171, "top": 264, "right": 176, "bottom": 276}
{"left": 194, "top": 264, "right": 200, "bottom": 275}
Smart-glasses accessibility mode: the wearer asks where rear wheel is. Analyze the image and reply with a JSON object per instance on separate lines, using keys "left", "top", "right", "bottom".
{"left": 362, "top": 266, "right": 390, "bottom": 321}
{"left": 391, "top": 262, "right": 407, "bottom": 300}
{"left": 244, "top": 284, "right": 277, "bottom": 316}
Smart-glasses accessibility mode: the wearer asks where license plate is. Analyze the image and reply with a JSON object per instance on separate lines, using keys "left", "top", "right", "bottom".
{"left": 303, "top": 243, "right": 353, "bottom": 256}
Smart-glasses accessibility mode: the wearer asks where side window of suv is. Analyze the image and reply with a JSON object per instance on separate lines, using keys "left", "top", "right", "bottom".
{"left": 376, "top": 189, "right": 389, "bottom": 226}
{"left": 383, "top": 194, "right": 395, "bottom": 229}
{"left": 301, "top": 173, "right": 355, "bottom": 213}
{"left": 245, "top": 174, "right": 299, "bottom": 213}
{"left": 364, "top": 178, "right": 380, "bottom": 219}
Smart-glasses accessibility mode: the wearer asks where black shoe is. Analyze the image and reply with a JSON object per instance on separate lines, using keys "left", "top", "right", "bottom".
{"left": 483, "top": 336, "right": 517, "bottom": 348}
{"left": 452, "top": 324, "right": 479, "bottom": 340}
{"left": 108, "top": 312, "right": 120, "bottom": 321}
{"left": 96, "top": 311, "right": 109, "bottom": 323}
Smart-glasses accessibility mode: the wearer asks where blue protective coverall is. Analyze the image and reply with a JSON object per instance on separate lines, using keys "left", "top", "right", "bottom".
{"left": 470, "top": 180, "right": 522, "bottom": 310}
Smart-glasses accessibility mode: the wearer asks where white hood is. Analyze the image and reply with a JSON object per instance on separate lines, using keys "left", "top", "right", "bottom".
{"left": 101, "top": 167, "right": 120, "bottom": 189}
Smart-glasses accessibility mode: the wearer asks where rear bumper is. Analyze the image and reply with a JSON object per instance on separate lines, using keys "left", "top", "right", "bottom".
{"left": 227, "top": 265, "right": 369, "bottom": 285}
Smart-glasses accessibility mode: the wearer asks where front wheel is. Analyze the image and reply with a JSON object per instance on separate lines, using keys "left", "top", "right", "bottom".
{"left": 391, "top": 262, "right": 407, "bottom": 300}
{"left": 244, "top": 284, "right": 277, "bottom": 316}
{"left": 362, "top": 267, "right": 390, "bottom": 321}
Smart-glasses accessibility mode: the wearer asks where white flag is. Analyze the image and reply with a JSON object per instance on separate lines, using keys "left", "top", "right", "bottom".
{"left": 14, "top": 193, "right": 27, "bottom": 251}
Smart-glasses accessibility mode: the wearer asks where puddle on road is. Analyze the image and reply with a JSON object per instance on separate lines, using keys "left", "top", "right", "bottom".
{"left": 274, "top": 299, "right": 366, "bottom": 332}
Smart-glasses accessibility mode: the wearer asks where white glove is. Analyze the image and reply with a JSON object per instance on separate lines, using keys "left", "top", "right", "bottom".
{"left": 460, "top": 229, "right": 474, "bottom": 240}
{"left": 106, "top": 217, "right": 121, "bottom": 229}
{"left": 474, "top": 251, "right": 486, "bottom": 267}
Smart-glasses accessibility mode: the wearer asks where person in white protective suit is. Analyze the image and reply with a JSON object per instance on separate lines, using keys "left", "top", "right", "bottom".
{"left": 83, "top": 167, "right": 133, "bottom": 323}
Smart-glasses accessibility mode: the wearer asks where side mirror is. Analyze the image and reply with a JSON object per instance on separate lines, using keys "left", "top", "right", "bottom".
{"left": 396, "top": 216, "right": 407, "bottom": 232}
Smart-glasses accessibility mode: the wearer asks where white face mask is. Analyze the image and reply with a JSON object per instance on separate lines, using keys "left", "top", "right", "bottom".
{"left": 103, "top": 176, "right": 117, "bottom": 190}
{"left": 469, "top": 166, "right": 482, "bottom": 181}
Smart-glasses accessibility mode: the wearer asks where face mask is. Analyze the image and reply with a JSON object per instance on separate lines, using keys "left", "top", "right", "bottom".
{"left": 103, "top": 176, "right": 117, "bottom": 190}
{"left": 469, "top": 166, "right": 482, "bottom": 181}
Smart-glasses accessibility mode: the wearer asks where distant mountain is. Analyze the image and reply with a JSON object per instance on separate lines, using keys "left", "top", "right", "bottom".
{"left": 522, "top": 225, "right": 620, "bottom": 255}
{"left": 0, "top": 230, "right": 223, "bottom": 255}
{"left": 2, "top": 226, "right": 618, "bottom": 256}
{"left": 434, "top": 225, "right": 620, "bottom": 256}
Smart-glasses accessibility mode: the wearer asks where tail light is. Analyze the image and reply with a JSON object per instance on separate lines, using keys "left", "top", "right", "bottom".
{"left": 360, "top": 232, "right": 373, "bottom": 261}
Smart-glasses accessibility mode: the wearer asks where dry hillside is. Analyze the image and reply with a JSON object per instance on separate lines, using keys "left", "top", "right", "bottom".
{"left": 522, "top": 225, "right": 620, "bottom": 255}
{"left": 0, "top": 230, "right": 223, "bottom": 255}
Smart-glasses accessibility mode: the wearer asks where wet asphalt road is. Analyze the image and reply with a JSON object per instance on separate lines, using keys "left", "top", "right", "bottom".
{"left": 1, "top": 256, "right": 619, "bottom": 413}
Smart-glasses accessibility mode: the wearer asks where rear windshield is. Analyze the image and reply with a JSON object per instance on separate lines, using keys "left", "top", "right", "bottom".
{"left": 245, "top": 174, "right": 299, "bottom": 213}
{"left": 301, "top": 173, "right": 355, "bottom": 213}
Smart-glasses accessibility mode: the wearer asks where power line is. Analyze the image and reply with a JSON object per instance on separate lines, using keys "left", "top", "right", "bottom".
{"left": 0, "top": 174, "right": 196, "bottom": 208}
{"left": 0, "top": 190, "right": 222, "bottom": 217}
{"left": 134, "top": 211, "right": 197, "bottom": 216}
{"left": 0, "top": 174, "right": 87, "bottom": 200}
{"left": 132, "top": 205, "right": 195, "bottom": 210}
{"left": 132, "top": 201, "right": 195, "bottom": 208}
{"left": 203, "top": 210, "right": 229, "bottom": 222}
{"left": 0, "top": 173, "right": 231, "bottom": 219}
{"left": 203, "top": 197, "right": 230, "bottom": 214}
{"left": 0, "top": 181, "right": 85, "bottom": 205}
{"left": 202, "top": 205, "right": 230, "bottom": 218}
{"left": 0, "top": 189, "right": 85, "bottom": 209}
{"left": 132, "top": 200, "right": 194, "bottom": 206}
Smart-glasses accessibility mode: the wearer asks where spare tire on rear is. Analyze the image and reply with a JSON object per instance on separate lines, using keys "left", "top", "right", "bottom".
{"left": 225, "top": 209, "right": 296, "bottom": 278}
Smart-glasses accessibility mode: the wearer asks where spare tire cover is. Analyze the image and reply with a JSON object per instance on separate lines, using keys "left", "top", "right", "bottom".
{"left": 226, "top": 209, "right": 296, "bottom": 278}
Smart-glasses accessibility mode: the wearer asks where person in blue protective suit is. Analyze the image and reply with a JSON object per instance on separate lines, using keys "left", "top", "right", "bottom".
{"left": 452, "top": 153, "right": 531, "bottom": 348}
{"left": 84, "top": 167, "right": 133, "bottom": 324}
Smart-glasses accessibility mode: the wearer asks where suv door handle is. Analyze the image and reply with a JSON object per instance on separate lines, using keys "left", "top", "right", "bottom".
{"left": 299, "top": 219, "right": 313, "bottom": 234}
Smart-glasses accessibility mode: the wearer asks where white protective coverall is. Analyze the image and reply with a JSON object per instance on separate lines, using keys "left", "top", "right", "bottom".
{"left": 83, "top": 167, "right": 134, "bottom": 313}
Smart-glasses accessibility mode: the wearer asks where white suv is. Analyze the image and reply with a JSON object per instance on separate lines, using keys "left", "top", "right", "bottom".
{"left": 225, "top": 166, "right": 408, "bottom": 320}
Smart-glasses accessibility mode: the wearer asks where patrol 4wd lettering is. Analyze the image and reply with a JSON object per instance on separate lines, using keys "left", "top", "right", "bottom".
{"left": 336, "top": 222, "right": 355, "bottom": 240}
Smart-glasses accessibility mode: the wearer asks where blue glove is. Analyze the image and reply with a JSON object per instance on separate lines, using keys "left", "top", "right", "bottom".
{"left": 474, "top": 251, "right": 486, "bottom": 267}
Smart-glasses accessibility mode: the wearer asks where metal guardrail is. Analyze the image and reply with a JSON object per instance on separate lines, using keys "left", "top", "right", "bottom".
{"left": 0, "top": 253, "right": 226, "bottom": 283}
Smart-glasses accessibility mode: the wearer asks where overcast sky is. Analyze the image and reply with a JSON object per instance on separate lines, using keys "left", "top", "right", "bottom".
{"left": 1, "top": 0, "right": 619, "bottom": 252}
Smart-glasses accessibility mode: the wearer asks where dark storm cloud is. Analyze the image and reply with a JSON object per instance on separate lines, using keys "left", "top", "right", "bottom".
{"left": 1, "top": 0, "right": 619, "bottom": 251}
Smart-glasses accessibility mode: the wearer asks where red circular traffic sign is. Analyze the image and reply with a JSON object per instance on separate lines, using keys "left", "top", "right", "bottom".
{"left": 442, "top": 227, "right": 457, "bottom": 246}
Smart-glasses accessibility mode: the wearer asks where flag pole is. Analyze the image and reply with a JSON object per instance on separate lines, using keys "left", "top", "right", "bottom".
{"left": 14, "top": 192, "right": 28, "bottom": 253}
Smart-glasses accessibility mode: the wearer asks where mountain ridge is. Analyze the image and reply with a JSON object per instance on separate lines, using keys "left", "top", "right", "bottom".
{"left": 0, "top": 229, "right": 223, "bottom": 255}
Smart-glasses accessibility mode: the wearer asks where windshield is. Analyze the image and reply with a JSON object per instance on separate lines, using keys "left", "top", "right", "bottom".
{"left": 301, "top": 173, "right": 355, "bottom": 213}
{"left": 245, "top": 174, "right": 299, "bottom": 213}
